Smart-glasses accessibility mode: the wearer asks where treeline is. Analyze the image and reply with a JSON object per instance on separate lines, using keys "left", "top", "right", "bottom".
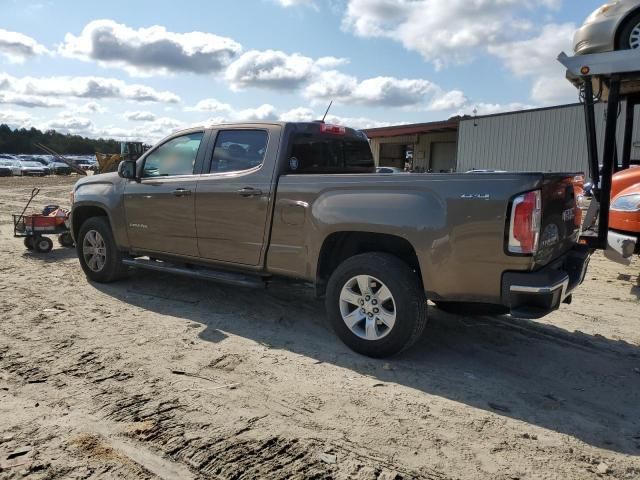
{"left": 0, "top": 124, "right": 120, "bottom": 155}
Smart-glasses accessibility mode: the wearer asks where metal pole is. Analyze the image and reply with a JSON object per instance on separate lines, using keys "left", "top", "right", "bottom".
{"left": 598, "top": 76, "right": 621, "bottom": 248}
{"left": 621, "top": 97, "right": 636, "bottom": 170}
{"left": 583, "top": 79, "right": 600, "bottom": 190}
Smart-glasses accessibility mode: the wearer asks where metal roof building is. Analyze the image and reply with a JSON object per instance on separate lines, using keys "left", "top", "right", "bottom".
{"left": 363, "top": 103, "right": 640, "bottom": 174}
{"left": 457, "top": 102, "right": 640, "bottom": 173}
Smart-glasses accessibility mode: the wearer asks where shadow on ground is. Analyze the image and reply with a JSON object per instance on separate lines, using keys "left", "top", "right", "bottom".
{"left": 93, "top": 269, "right": 640, "bottom": 455}
{"left": 617, "top": 273, "right": 640, "bottom": 299}
{"left": 22, "top": 245, "right": 77, "bottom": 263}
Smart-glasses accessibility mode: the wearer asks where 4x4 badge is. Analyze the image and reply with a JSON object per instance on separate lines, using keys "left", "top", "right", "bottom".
{"left": 460, "top": 193, "right": 490, "bottom": 200}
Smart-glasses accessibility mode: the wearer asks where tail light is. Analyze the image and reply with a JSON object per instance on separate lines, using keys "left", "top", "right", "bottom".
{"left": 320, "top": 123, "right": 346, "bottom": 135}
{"left": 508, "top": 190, "right": 541, "bottom": 255}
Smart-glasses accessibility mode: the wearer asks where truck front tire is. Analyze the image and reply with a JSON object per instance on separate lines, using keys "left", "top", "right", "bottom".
{"left": 77, "top": 217, "right": 128, "bottom": 283}
{"left": 326, "top": 253, "right": 427, "bottom": 358}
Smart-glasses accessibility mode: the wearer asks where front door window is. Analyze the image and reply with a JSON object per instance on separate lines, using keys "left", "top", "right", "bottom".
{"left": 143, "top": 132, "right": 204, "bottom": 177}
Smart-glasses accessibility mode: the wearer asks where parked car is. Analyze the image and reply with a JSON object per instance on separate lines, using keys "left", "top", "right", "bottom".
{"left": 20, "top": 156, "right": 52, "bottom": 175}
{"left": 0, "top": 159, "right": 21, "bottom": 176}
{"left": 376, "top": 166, "right": 405, "bottom": 174}
{"left": 70, "top": 122, "right": 590, "bottom": 358}
{"left": 574, "top": 0, "right": 640, "bottom": 54}
{"left": 48, "top": 161, "right": 72, "bottom": 175}
{"left": 19, "top": 161, "right": 48, "bottom": 177}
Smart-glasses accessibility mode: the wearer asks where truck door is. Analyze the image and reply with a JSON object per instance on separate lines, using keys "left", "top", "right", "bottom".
{"left": 195, "top": 127, "right": 279, "bottom": 266}
{"left": 124, "top": 131, "right": 206, "bottom": 257}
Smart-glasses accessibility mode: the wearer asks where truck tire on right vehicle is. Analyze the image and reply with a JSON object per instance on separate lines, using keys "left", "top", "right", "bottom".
{"left": 326, "top": 253, "right": 427, "bottom": 358}
{"left": 77, "top": 217, "right": 128, "bottom": 283}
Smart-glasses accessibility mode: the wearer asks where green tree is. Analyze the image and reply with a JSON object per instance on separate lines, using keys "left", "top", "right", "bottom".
{"left": 0, "top": 124, "right": 121, "bottom": 155}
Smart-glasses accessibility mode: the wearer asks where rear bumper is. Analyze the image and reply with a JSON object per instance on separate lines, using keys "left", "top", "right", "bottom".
{"left": 501, "top": 246, "right": 590, "bottom": 318}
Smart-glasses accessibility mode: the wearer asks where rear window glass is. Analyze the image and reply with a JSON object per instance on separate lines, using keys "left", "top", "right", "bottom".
{"left": 288, "top": 134, "right": 374, "bottom": 174}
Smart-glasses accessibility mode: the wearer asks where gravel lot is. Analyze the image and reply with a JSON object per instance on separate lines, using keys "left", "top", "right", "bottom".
{"left": 0, "top": 175, "right": 639, "bottom": 479}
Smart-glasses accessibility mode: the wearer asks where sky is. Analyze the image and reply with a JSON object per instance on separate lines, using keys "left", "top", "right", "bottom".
{"left": 0, "top": 0, "right": 604, "bottom": 143}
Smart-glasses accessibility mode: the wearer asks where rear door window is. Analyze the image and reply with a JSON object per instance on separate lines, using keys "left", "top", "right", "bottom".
{"left": 209, "top": 130, "right": 268, "bottom": 173}
{"left": 289, "top": 134, "right": 374, "bottom": 173}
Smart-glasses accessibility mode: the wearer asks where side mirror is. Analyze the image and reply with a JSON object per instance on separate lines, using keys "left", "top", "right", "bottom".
{"left": 118, "top": 160, "right": 138, "bottom": 181}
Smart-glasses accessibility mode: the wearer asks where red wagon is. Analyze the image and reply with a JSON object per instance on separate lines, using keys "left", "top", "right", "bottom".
{"left": 12, "top": 188, "right": 74, "bottom": 253}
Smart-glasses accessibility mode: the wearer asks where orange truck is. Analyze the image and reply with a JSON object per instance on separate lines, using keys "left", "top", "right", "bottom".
{"left": 609, "top": 167, "right": 640, "bottom": 253}
{"left": 576, "top": 167, "right": 640, "bottom": 263}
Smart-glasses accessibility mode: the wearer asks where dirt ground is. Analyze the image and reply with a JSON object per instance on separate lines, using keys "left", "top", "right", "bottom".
{"left": 0, "top": 175, "right": 639, "bottom": 480}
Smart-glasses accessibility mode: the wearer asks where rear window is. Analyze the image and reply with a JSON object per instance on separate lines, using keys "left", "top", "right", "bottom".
{"left": 288, "top": 134, "right": 374, "bottom": 174}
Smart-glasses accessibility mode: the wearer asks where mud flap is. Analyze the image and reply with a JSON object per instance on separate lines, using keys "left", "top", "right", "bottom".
{"left": 604, "top": 231, "right": 637, "bottom": 266}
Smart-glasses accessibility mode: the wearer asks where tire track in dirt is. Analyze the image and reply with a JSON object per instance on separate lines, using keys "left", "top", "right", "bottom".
{"left": 1, "top": 339, "right": 448, "bottom": 479}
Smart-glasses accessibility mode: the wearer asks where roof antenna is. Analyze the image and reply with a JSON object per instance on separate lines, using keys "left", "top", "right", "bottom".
{"left": 321, "top": 100, "right": 333, "bottom": 123}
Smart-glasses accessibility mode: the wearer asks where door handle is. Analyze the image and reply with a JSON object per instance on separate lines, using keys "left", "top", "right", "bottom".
{"left": 172, "top": 188, "right": 192, "bottom": 197}
{"left": 237, "top": 187, "right": 263, "bottom": 197}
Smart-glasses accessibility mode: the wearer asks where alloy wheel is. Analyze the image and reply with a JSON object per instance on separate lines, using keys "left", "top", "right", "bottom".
{"left": 631, "top": 22, "right": 640, "bottom": 49}
{"left": 339, "top": 275, "right": 397, "bottom": 341}
{"left": 83, "top": 230, "right": 107, "bottom": 272}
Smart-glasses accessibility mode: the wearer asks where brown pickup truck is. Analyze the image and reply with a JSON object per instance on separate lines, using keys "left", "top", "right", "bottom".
{"left": 71, "top": 121, "right": 590, "bottom": 357}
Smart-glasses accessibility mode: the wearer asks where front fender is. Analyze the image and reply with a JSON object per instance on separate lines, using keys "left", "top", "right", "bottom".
{"left": 72, "top": 174, "right": 128, "bottom": 249}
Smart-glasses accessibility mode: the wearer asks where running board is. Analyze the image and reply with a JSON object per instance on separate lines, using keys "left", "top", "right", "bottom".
{"left": 122, "top": 258, "right": 267, "bottom": 289}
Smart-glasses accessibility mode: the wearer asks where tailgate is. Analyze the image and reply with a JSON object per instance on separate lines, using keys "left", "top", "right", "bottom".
{"left": 534, "top": 174, "right": 582, "bottom": 267}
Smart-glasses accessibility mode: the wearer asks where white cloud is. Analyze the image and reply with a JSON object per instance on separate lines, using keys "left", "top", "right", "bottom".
{"left": 0, "top": 110, "right": 32, "bottom": 128}
{"left": 59, "top": 19, "right": 242, "bottom": 76}
{"left": 274, "top": 0, "right": 317, "bottom": 7}
{"left": 315, "top": 56, "right": 350, "bottom": 68}
{"left": 304, "top": 70, "right": 359, "bottom": 102}
{"left": 0, "top": 73, "right": 180, "bottom": 103}
{"left": 305, "top": 71, "right": 465, "bottom": 109}
{"left": 428, "top": 90, "right": 468, "bottom": 111}
{"left": 488, "top": 22, "right": 577, "bottom": 104}
{"left": 187, "top": 100, "right": 389, "bottom": 130}
{"left": 488, "top": 23, "right": 574, "bottom": 77}
{"left": 0, "top": 92, "right": 64, "bottom": 108}
{"left": 187, "top": 99, "right": 278, "bottom": 121}
{"left": 125, "top": 111, "right": 157, "bottom": 121}
{"left": 341, "top": 0, "right": 560, "bottom": 68}
{"left": 0, "top": 28, "right": 48, "bottom": 63}
{"left": 73, "top": 102, "right": 106, "bottom": 114}
{"left": 225, "top": 49, "right": 318, "bottom": 90}
{"left": 531, "top": 76, "right": 578, "bottom": 105}
{"left": 44, "top": 116, "right": 93, "bottom": 133}
{"left": 324, "top": 114, "right": 392, "bottom": 129}
{"left": 92, "top": 116, "right": 185, "bottom": 143}
{"left": 187, "top": 98, "right": 233, "bottom": 113}
{"left": 231, "top": 104, "right": 279, "bottom": 122}
{"left": 279, "top": 107, "right": 316, "bottom": 122}
{"left": 278, "top": 107, "right": 391, "bottom": 129}
{"left": 457, "top": 102, "right": 537, "bottom": 116}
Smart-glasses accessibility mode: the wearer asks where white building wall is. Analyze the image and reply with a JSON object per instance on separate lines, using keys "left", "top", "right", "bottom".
{"left": 457, "top": 103, "right": 640, "bottom": 173}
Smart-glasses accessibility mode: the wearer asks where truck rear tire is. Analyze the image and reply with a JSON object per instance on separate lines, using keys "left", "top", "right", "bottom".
{"left": 77, "top": 217, "right": 128, "bottom": 283}
{"left": 326, "top": 253, "right": 427, "bottom": 358}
